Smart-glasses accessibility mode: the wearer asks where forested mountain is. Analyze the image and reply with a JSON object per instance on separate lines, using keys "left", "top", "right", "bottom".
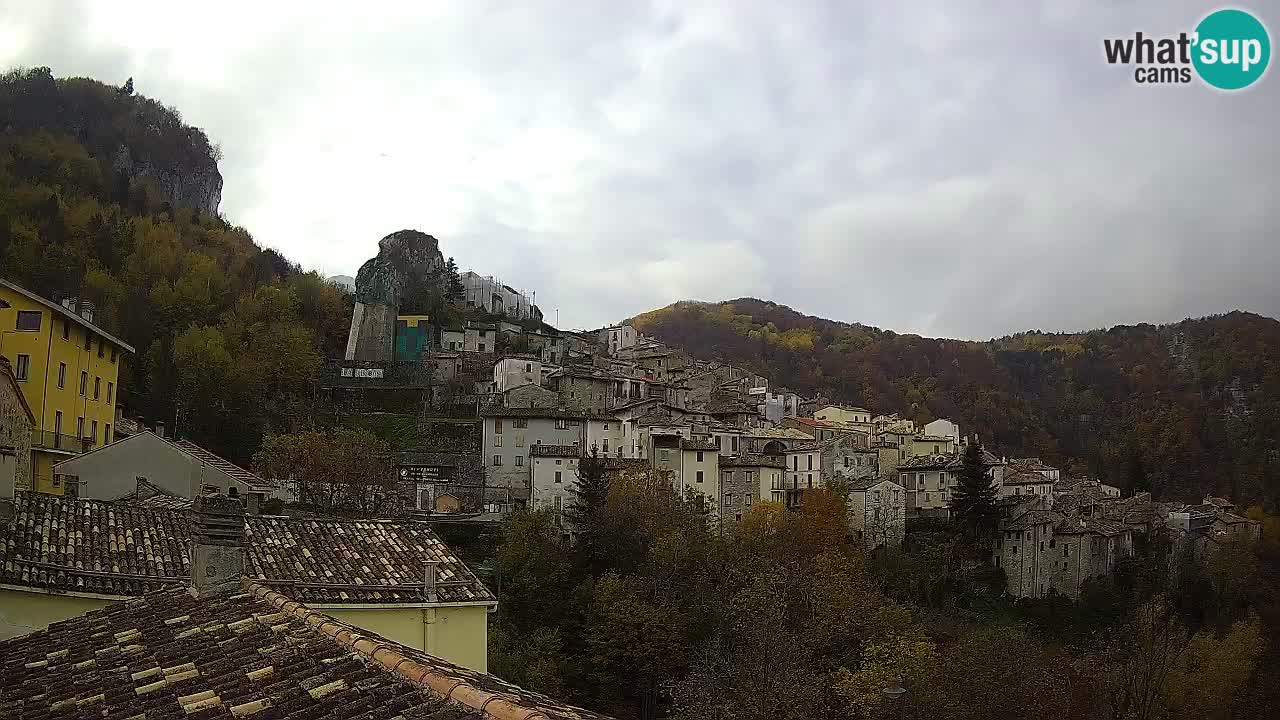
{"left": 0, "top": 67, "right": 351, "bottom": 462}
{"left": 632, "top": 299, "right": 1280, "bottom": 506}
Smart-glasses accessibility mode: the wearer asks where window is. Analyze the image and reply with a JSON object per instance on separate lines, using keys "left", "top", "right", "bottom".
{"left": 556, "top": 419, "right": 568, "bottom": 430}
{"left": 515, "top": 435, "right": 524, "bottom": 447}
{"left": 493, "top": 455, "right": 502, "bottom": 466}
{"left": 1049, "top": 538, "right": 1056, "bottom": 548}
{"left": 660, "top": 449, "right": 669, "bottom": 461}
{"left": 554, "top": 496, "right": 562, "bottom": 511}
{"left": 807, "top": 455, "right": 813, "bottom": 470}
{"left": 1039, "top": 541, "right": 1044, "bottom": 551}
{"left": 725, "top": 494, "right": 734, "bottom": 507}
{"left": 745, "top": 495, "right": 752, "bottom": 507}
{"left": 77, "top": 417, "right": 85, "bottom": 439}
{"left": 555, "top": 458, "right": 562, "bottom": 465}
{"left": 807, "top": 474, "right": 814, "bottom": 488}
{"left": 85, "top": 335, "right": 91, "bottom": 351}
{"left": 515, "top": 456, "right": 523, "bottom": 467}
{"left": 696, "top": 451, "right": 704, "bottom": 462}
{"left": 494, "top": 418, "right": 503, "bottom": 433}
{"left": 53, "top": 475, "right": 61, "bottom": 488}
{"left": 14, "top": 354, "right": 30, "bottom": 381}
{"left": 555, "top": 471, "right": 562, "bottom": 484}
{"left": 525, "top": 363, "right": 532, "bottom": 372}
{"left": 792, "top": 456, "right": 798, "bottom": 470}
{"left": 603, "top": 423, "right": 609, "bottom": 430}
{"left": 731, "top": 436, "right": 739, "bottom": 452}
{"left": 79, "top": 371, "right": 87, "bottom": 396}
{"left": 1012, "top": 546, "right": 1018, "bottom": 555}
{"left": 62, "top": 320, "right": 70, "bottom": 340}
{"left": 57, "top": 362, "right": 66, "bottom": 388}
{"left": 15, "top": 310, "right": 41, "bottom": 331}
{"left": 91, "top": 420, "right": 98, "bottom": 444}
{"left": 105, "top": 424, "right": 111, "bottom": 442}
{"left": 494, "top": 435, "right": 503, "bottom": 447}
{"left": 874, "top": 507, "right": 881, "bottom": 520}
{"left": 696, "top": 471, "right": 704, "bottom": 483}
{"left": 513, "top": 418, "right": 527, "bottom": 428}
{"left": 603, "top": 439, "right": 609, "bottom": 452}
{"left": 94, "top": 377, "right": 101, "bottom": 400}
{"left": 874, "top": 490, "right": 881, "bottom": 502}
{"left": 54, "top": 411, "right": 62, "bottom": 435}
{"left": 1063, "top": 546, "right": 1070, "bottom": 558}
{"left": 110, "top": 347, "right": 117, "bottom": 363}
{"left": 97, "top": 342, "right": 104, "bottom": 359}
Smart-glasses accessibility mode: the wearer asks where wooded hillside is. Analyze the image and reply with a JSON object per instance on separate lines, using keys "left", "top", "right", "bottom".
{"left": 633, "top": 299, "right": 1280, "bottom": 505}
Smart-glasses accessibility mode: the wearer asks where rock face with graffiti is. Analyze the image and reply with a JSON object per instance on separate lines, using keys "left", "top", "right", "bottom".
{"left": 345, "top": 230, "right": 448, "bottom": 362}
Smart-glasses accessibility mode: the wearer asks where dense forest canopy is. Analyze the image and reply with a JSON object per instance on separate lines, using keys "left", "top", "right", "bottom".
{"left": 632, "top": 299, "right": 1280, "bottom": 506}
{"left": 0, "top": 67, "right": 351, "bottom": 462}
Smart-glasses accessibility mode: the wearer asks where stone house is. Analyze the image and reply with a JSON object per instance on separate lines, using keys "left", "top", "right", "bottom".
{"left": 0, "top": 356, "right": 35, "bottom": 495}
{"left": 718, "top": 454, "right": 786, "bottom": 528}
{"left": 847, "top": 478, "right": 907, "bottom": 549}
{"left": 821, "top": 432, "right": 878, "bottom": 483}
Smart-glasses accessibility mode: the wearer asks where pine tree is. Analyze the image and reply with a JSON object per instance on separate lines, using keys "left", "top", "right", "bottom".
{"left": 446, "top": 257, "right": 464, "bottom": 302}
{"left": 951, "top": 438, "right": 998, "bottom": 536}
{"left": 567, "top": 446, "right": 610, "bottom": 573}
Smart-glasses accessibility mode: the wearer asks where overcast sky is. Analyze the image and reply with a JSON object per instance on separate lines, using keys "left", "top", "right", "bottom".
{"left": 2, "top": 1, "right": 1276, "bottom": 338}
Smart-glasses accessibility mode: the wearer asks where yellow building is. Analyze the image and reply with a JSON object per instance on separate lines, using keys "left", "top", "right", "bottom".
{"left": 0, "top": 279, "right": 134, "bottom": 494}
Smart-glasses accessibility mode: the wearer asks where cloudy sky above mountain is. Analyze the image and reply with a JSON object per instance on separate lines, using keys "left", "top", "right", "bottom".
{"left": 3, "top": 1, "right": 1276, "bottom": 338}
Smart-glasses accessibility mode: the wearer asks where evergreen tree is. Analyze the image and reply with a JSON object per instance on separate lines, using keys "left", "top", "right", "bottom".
{"left": 951, "top": 438, "right": 999, "bottom": 536}
{"left": 567, "top": 446, "right": 610, "bottom": 573}
{"left": 446, "top": 257, "right": 464, "bottom": 302}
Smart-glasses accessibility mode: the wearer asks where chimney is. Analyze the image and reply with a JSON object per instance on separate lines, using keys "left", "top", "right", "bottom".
{"left": 424, "top": 561, "right": 439, "bottom": 603}
{"left": 155, "top": 421, "right": 165, "bottom": 439}
{"left": 190, "top": 495, "right": 245, "bottom": 599}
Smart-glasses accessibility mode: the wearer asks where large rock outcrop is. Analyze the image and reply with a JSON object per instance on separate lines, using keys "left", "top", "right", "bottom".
{"left": 345, "top": 231, "right": 447, "bottom": 362}
{"left": 112, "top": 145, "right": 223, "bottom": 216}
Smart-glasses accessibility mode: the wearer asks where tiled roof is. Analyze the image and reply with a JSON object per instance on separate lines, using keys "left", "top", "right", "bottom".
{"left": 602, "top": 457, "right": 649, "bottom": 472}
{"left": 741, "top": 427, "right": 814, "bottom": 440}
{"left": 479, "top": 405, "right": 610, "bottom": 420}
{"left": 529, "top": 445, "right": 583, "bottom": 458}
{"left": 0, "top": 492, "right": 493, "bottom": 604}
{"left": 1054, "top": 517, "right": 1128, "bottom": 537}
{"left": 719, "top": 454, "right": 786, "bottom": 469}
{"left": 1216, "top": 512, "right": 1257, "bottom": 526}
{"left": 114, "top": 478, "right": 195, "bottom": 511}
{"left": 1006, "top": 510, "right": 1063, "bottom": 531}
{"left": 679, "top": 438, "right": 719, "bottom": 452}
{"left": 914, "top": 434, "right": 951, "bottom": 442}
{"left": 786, "top": 440, "right": 825, "bottom": 452}
{"left": 172, "top": 439, "right": 273, "bottom": 490}
{"left": 899, "top": 453, "right": 956, "bottom": 470}
{"left": 1003, "top": 466, "right": 1053, "bottom": 485}
{"left": 0, "top": 579, "right": 610, "bottom": 720}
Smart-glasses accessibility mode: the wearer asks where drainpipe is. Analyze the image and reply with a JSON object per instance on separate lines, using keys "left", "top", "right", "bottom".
{"left": 423, "top": 561, "right": 439, "bottom": 653}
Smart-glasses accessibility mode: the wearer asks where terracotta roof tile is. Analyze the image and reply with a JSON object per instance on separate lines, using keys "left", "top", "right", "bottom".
{"left": 0, "top": 579, "right": 610, "bottom": 720}
{"left": 0, "top": 492, "right": 493, "bottom": 604}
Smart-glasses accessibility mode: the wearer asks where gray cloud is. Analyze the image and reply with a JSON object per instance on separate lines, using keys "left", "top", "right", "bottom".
{"left": 2, "top": 0, "right": 1275, "bottom": 338}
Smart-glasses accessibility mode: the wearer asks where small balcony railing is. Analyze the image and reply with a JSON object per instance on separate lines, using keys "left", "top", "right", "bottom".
{"left": 32, "top": 430, "right": 92, "bottom": 453}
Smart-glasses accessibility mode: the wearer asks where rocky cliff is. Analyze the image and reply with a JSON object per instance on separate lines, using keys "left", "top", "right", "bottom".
{"left": 112, "top": 144, "right": 223, "bottom": 215}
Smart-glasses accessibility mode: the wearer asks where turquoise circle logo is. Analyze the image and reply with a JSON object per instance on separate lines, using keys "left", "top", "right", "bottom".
{"left": 1192, "top": 9, "right": 1270, "bottom": 90}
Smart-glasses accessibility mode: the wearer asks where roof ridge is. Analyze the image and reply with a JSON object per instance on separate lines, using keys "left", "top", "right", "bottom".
{"left": 243, "top": 579, "right": 550, "bottom": 720}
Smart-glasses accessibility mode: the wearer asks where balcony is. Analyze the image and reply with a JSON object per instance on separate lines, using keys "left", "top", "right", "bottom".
{"left": 32, "top": 430, "right": 92, "bottom": 454}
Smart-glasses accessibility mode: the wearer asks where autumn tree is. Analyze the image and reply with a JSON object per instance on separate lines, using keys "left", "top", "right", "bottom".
{"left": 254, "top": 429, "right": 394, "bottom": 515}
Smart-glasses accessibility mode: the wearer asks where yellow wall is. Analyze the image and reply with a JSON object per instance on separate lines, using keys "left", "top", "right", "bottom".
{"left": 323, "top": 604, "right": 490, "bottom": 672}
{"left": 0, "top": 284, "right": 128, "bottom": 494}
{"left": 0, "top": 585, "right": 491, "bottom": 673}
{"left": 0, "top": 587, "right": 113, "bottom": 640}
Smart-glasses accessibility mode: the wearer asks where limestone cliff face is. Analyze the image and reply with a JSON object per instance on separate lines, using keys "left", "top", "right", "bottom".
{"left": 112, "top": 145, "right": 223, "bottom": 216}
